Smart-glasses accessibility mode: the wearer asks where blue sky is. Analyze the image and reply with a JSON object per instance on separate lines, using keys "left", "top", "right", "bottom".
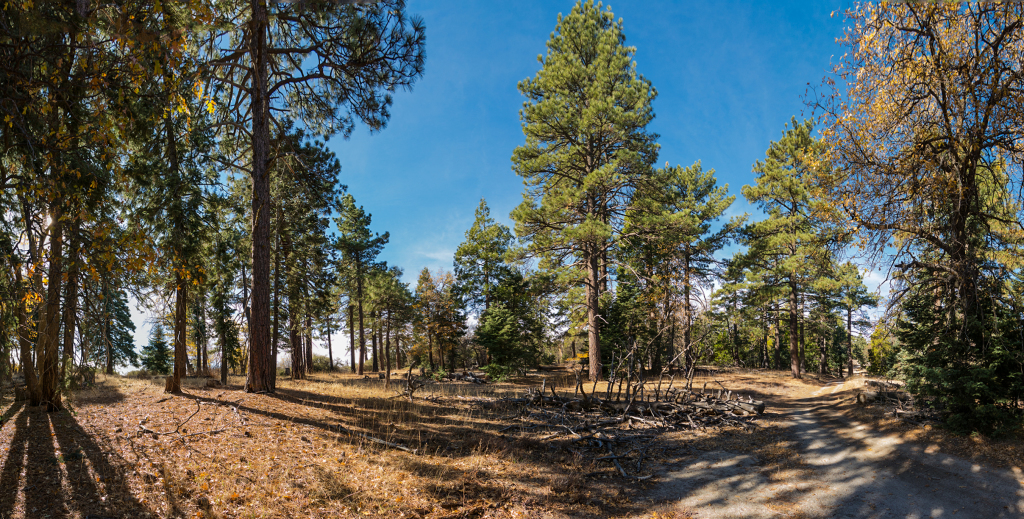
{"left": 133, "top": 0, "right": 865, "bottom": 363}
{"left": 328, "top": 0, "right": 850, "bottom": 283}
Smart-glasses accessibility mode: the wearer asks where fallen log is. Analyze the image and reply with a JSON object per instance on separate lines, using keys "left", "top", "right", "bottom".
{"left": 454, "top": 372, "right": 486, "bottom": 384}
{"left": 865, "top": 380, "right": 904, "bottom": 390}
{"left": 728, "top": 400, "right": 766, "bottom": 415}
{"left": 857, "top": 390, "right": 911, "bottom": 404}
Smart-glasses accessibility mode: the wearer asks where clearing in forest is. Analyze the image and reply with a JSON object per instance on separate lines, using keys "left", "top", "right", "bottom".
{"left": 1, "top": 370, "right": 1022, "bottom": 519}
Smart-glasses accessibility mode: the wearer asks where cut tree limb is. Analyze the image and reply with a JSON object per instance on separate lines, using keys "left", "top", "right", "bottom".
{"left": 857, "top": 390, "right": 911, "bottom": 404}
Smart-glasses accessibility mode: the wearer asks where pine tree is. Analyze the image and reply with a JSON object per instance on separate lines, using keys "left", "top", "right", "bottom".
{"left": 833, "top": 262, "right": 878, "bottom": 377}
{"left": 741, "top": 118, "right": 834, "bottom": 378}
{"left": 475, "top": 269, "right": 545, "bottom": 379}
{"left": 511, "top": 0, "right": 659, "bottom": 381}
{"left": 454, "top": 199, "right": 513, "bottom": 316}
{"left": 141, "top": 323, "right": 173, "bottom": 376}
{"left": 627, "top": 162, "right": 743, "bottom": 375}
{"left": 335, "top": 195, "right": 389, "bottom": 375}
{"left": 208, "top": 0, "right": 425, "bottom": 393}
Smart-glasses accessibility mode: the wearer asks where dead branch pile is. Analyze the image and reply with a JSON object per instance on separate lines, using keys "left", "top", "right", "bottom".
{"left": 393, "top": 372, "right": 431, "bottom": 401}
{"left": 858, "top": 378, "right": 939, "bottom": 424}
{"left": 448, "top": 371, "right": 487, "bottom": 384}
{"left": 496, "top": 377, "right": 766, "bottom": 480}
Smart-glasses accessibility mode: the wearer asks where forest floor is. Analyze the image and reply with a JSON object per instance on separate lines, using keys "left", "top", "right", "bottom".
{"left": 643, "top": 370, "right": 1024, "bottom": 518}
{"left": 0, "top": 368, "right": 1022, "bottom": 519}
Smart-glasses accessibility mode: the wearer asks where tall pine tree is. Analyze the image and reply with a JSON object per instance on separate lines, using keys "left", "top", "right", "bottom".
{"left": 741, "top": 118, "right": 834, "bottom": 378}
{"left": 511, "top": 1, "right": 658, "bottom": 381}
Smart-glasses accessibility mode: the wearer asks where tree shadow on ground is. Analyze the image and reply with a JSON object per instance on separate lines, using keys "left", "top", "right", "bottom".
{"left": 0, "top": 403, "right": 155, "bottom": 519}
{"left": 631, "top": 386, "right": 1024, "bottom": 519}
{"left": 180, "top": 389, "right": 516, "bottom": 459}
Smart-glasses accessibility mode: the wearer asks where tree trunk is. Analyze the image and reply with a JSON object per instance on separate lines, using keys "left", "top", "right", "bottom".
{"left": 384, "top": 310, "right": 392, "bottom": 388}
{"left": 586, "top": 247, "right": 602, "bottom": 382}
{"left": 305, "top": 329, "right": 313, "bottom": 374}
{"left": 357, "top": 262, "right": 365, "bottom": 375}
{"left": 760, "top": 307, "right": 768, "bottom": 369}
{"left": 396, "top": 334, "right": 403, "bottom": 370}
{"left": 773, "top": 303, "right": 781, "bottom": 369}
{"left": 789, "top": 283, "right": 800, "bottom": 379}
{"left": 15, "top": 268, "right": 40, "bottom": 406}
{"left": 819, "top": 334, "right": 827, "bottom": 375}
{"left": 60, "top": 223, "right": 80, "bottom": 382}
{"left": 437, "top": 328, "right": 445, "bottom": 373}
{"left": 103, "top": 277, "right": 112, "bottom": 376}
{"left": 653, "top": 286, "right": 671, "bottom": 374}
{"left": 169, "top": 272, "right": 188, "bottom": 394}
{"left": 798, "top": 294, "right": 805, "bottom": 375}
{"left": 0, "top": 332, "right": 9, "bottom": 389}
{"left": 220, "top": 323, "right": 229, "bottom": 386}
{"left": 201, "top": 296, "right": 210, "bottom": 377}
{"left": 682, "top": 248, "right": 693, "bottom": 376}
{"left": 303, "top": 258, "right": 313, "bottom": 373}
{"left": 37, "top": 205, "right": 65, "bottom": 411}
{"left": 327, "top": 321, "right": 333, "bottom": 371}
{"left": 241, "top": 261, "right": 250, "bottom": 369}
{"left": 305, "top": 313, "right": 313, "bottom": 373}
{"left": 290, "top": 318, "right": 302, "bottom": 380}
{"left": 371, "top": 311, "right": 379, "bottom": 372}
{"left": 847, "top": 308, "right": 854, "bottom": 378}
{"left": 271, "top": 217, "right": 281, "bottom": 390}
{"left": 427, "top": 331, "right": 435, "bottom": 371}
{"left": 349, "top": 304, "right": 356, "bottom": 373}
{"left": 245, "top": 0, "right": 273, "bottom": 393}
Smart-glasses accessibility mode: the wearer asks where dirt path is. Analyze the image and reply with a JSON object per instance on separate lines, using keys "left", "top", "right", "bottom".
{"left": 644, "top": 376, "right": 1024, "bottom": 518}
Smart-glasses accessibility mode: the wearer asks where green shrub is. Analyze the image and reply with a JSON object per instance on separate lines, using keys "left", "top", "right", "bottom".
{"left": 311, "top": 355, "right": 334, "bottom": 372}
{"left": 481, "top": 364, "right": 517, "bottom": 382}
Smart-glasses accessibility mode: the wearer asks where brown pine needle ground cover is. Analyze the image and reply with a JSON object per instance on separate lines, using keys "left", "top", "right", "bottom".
{"left": 18, "top": 368, "right": 1004, "bottom": 519}
{"left": 835, "top": 376, "right": 1024, "bottom": 471}
{"left": 0, "top": 370, "right": 790, "bottom": 519}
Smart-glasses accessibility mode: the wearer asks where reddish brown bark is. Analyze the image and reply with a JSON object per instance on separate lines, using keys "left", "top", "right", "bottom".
{"left": 245, "top": 0, "right": 273, "bottom": 393}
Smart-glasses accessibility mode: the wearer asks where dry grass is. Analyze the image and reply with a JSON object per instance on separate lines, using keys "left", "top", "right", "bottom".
{"left": 11, "top": 368, "right": 955, "bottom": 518}
{"left": 3, "top": 371, "right": 756, "bottom": 519}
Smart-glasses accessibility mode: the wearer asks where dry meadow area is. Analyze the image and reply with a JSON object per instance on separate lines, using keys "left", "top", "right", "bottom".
{"left": 1, "top": 369, "right": 1022, "bottom": 519}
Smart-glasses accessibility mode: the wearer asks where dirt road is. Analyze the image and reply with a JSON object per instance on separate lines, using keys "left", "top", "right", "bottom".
{"left": 645, "top": 377, "right": 1024, "bottom": 518}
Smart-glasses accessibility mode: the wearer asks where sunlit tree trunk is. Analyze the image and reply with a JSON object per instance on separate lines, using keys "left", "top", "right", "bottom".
{"left": 798, "top": 294, "right": 805, "bottom": 375}
{"left": 789, "top": 282, "right": 801, "bottom": 379}
{"left": 168, "top": 273, "right": 188, "bottom": 394}
{"left": 586, "top": 244, "right": 601, "bottom": 382}
{"left": 37, "top": 204, "right": 64, "bottom": 411}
